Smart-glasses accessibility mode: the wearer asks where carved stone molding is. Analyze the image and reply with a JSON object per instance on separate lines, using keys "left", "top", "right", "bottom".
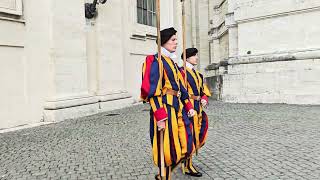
{"left": 229, "top": 48, "right": 320, "bottom": 65}
{"left": 0, "top": 0, "right": 22, "bottom": 16}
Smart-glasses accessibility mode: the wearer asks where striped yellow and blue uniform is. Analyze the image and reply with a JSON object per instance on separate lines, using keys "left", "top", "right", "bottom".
{"left": 179, "top": 67, "right": 211, "bottom": 175}
{"left": 181, "top": 67, "right": 211, "bottom": 149}
{"left": 142, "top": 54, "right": 195, "bottom": 171}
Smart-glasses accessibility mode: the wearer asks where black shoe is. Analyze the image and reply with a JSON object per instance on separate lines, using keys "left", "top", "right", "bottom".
{"left": 155, "top": 174, "right": 160, "bottom": 180}
{"left": 185, "top": 171, "right": 202, "bottom": 177}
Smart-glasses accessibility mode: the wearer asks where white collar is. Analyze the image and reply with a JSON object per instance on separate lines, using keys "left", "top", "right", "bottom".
{"left": 186, "top": 61, "right": 194, "bottom": 70}
{"left": 161, "top": 47, "right": 177, "bottom": 61}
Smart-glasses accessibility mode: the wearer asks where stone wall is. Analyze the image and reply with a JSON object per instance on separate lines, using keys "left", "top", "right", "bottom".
{"left": 224, "top": 59, "right": 320, "bottom": 104}
{"left": 218, "top": 0, "right": 320, "bottom": 105}
{"left": 0, "top": 0, "right": 207, "bottom": 129}
{"left": 0, "top": 0, "right": 51, "bottom": 128}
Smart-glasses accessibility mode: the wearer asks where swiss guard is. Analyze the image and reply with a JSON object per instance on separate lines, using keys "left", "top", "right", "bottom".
{"left": 141, "top": 27, "right": 196, "bottom": 180}
{"left": 180, "top": 48, "right": 211, "bottom": 177}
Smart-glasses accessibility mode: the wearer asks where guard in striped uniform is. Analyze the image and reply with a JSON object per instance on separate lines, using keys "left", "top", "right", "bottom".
{"left": 141, "top": 28, "right": 196, "bottom": 180}
{"left": 180, "top": 48, "right": 211, "bottom": 177}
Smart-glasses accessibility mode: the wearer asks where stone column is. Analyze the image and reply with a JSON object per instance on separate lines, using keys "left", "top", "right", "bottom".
{"left": 212, "top": 39, "right": 221, "bottom": 63}
{"left": 86, "top": 19, "right": 99, "bottom": 96}
{"left": 43, "top": 0, "right": 99, "bottom": 122}
{"left": 197, "top": 0, "right": 210, "bottom": 72}
{"left": 93, "top": 0, "right": 133, "bottom": 111}
{"left": 225, "top": 12, "right": 238, "bottom": 58}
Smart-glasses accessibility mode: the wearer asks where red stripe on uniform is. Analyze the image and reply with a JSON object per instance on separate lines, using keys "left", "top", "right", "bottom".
{"left": 141, "top": 55, "right": 154, "bottom": 100}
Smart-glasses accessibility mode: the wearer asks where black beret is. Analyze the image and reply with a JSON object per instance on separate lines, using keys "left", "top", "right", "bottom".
{"left": 181, "top": 48, "right": 198, "bottom": 59}
{"left": 158, "top": 27, "right": 177, "bottom": 45}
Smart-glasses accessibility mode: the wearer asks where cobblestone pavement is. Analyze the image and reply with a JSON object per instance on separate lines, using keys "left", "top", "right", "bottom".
{"left": 1, "top": 101, "right": 320, "bottom": 180}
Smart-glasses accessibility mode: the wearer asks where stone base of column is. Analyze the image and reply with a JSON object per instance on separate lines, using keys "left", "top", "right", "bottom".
{"left": 43, "top": 92, "right": 134, "bottom": 122}
{"left": 223, "top": 58, "right": 320, "bottom": 105}
{"left": 97, "top": 92, "right": 134, "bottom": 112}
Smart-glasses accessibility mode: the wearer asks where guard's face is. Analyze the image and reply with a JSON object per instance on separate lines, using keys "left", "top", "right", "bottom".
{"left": 187, "top": 54, "right": 198, "bottom": 65}
{"left": 163, "top": 35, "right": 178, "bottom": 53}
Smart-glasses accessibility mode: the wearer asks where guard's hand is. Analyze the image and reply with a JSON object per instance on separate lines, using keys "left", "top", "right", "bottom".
{"left": 187, "top": 109, "right": 196, "bottom": 117}
{"left": 157, "top": 119, "right": 166, "bottom": 131}
{"left": 201, "top": 99, "right": 208, "bottom": 109}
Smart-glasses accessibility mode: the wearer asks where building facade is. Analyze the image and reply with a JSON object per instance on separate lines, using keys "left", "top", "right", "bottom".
{"left": 4, "top": 0, "right": 319, "bottom": 130}
{"left": 209, "top": 0, "right": 320, "bottom": 104}
{"left": 0, "top": 0, "right": 210, "bottom": 129}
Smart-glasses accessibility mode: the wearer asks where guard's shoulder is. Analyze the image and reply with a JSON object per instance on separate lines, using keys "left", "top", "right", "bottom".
{"left": 145, "top": 55, "right": 155, "bottom": 61}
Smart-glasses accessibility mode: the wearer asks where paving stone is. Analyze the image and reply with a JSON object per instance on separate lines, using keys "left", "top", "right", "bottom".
{"left": 0, "top": 101, "right": 320, "bottom": 179}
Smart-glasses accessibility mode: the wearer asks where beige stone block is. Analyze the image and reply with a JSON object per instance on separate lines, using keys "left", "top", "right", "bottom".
{"left": 54, "top": 57, "right": 88, "bottom": 95}
{"left": 0, "top": 47, "right": 31, "bottom": 129}
{"left": 294, "top": 95, "right": 320, "bottom": 104}
{"left": 44, "top": 103, "right": 100, "bottom": 122}
{"left": 227, "top": 65, "right": 240, "bottom": 75}
{"left": 99, "top": 97, "right": 135, "bottom": 112}
{"left": 235, "top": 0, "right": 320, "bottom": 22}
{"left": 0, "top": 19, "right": 25, "bottom": 46}
{"left": 238, "top": 10, "right": 320, "bottom": 56}
{"left": 223, "top": 60, "right": 320, "bottom": 105}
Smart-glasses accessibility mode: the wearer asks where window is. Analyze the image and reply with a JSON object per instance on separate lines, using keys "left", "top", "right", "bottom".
{"left": 137, "top": 0, "right": 156, "bottom": 27}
